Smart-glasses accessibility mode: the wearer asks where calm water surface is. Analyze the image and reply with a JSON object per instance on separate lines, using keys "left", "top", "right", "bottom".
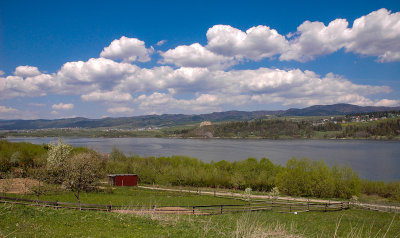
{"left": 6, "top": 137, "right": 400, "bottom": 181}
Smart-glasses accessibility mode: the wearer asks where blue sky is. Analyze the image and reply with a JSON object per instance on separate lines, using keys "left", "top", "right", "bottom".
{"left": 1, "top": 0, "right": 400, "bottom": 119}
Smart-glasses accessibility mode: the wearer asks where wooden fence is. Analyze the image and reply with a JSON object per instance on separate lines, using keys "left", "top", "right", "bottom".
{"left": 0, "top": 195, "right": 349, "bottom": 215}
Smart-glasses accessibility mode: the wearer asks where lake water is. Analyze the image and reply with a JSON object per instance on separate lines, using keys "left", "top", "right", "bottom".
{"left": 6, "top": 137, "right": 400, "bottom": 181}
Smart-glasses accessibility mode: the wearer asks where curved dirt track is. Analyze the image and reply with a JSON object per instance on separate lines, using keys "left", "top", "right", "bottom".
{"left": 138, "top": 185, "right": 400, "bottom": 213}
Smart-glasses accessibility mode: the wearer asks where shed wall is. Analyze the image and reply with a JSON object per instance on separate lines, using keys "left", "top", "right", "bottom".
{"left": 114, "top": 175, "right": 137, "bottom": 186}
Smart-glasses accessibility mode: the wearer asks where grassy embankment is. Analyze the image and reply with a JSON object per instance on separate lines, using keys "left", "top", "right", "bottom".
{"left": 1, "top": 187, "right": 399, "bottom": 237}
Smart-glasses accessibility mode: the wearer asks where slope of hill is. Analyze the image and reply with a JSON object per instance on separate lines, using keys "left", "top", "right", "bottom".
{"left": 0, "top": 104, "right": 399, "bottom": 130}
{"left": 283, "top": 104, "right": 400, "bottom": 116}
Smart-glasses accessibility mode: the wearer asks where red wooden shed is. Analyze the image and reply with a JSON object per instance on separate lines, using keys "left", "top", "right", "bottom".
{"left": 108, "top": 174, "right": 138, "bottom": 186}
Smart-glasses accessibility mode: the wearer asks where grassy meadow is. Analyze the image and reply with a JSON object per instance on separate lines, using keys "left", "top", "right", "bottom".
{"left": 1, "top": 187, "right": 399, "bottom": 237}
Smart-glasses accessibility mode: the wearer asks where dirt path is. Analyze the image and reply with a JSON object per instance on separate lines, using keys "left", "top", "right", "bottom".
{"left": 138, "top": 185, "right": 400, "bottom": 213}
{"left": 0, "top": 178, "right": 39, "bottom": 194}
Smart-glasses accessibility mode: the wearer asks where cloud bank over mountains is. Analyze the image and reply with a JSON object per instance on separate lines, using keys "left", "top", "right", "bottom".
{"left": 1, "top": 9, "right": 399, "bottom": 119}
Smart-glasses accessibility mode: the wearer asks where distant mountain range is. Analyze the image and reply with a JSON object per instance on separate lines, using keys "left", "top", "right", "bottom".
{"left": 1, "top": 104, "right": 399, "bottom": 130}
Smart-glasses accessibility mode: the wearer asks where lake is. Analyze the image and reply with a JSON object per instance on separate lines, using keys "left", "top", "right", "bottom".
{"left": 6, "top": 137, "right": 400, "bottom": 181}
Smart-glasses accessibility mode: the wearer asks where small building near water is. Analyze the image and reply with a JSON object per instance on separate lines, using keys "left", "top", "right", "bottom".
{"left": 108, "top": 174, "right": 138, "bottom": 186}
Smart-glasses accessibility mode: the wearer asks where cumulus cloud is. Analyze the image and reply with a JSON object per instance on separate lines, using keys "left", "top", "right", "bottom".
{"left": 206, "top": 25, "right": 289, "bottom": 61}
{"left": 281, "top": 9, "right": 400, "bottom": 62}
{"left": 1, "top": 9, "right": 399, "bottom": 117}
{"left": 81, "top": 90, "right": 133, "bottom": 102}
{"left": 0, "top": 73, "right": 56, "bottom": 100}
{"left": 100, "top": 36, "right": 154, "bottom": 62}
{"left": 345, "top": 9, "right": 400, "bottom": 62}
{"left": 0, "top": 70, "right": 4, "bottom": 76}
{"left": 52, "top": 103, "right": 74, "bottom": 110}
{"left": 125, "top": 67, "right": 394, "bottom": 112}
{"left": 107, "top": 106, "right": 134, "bottom": 114}
{"left": 14, "top": 66, "right": 41, "bottom": 77}
{"left": 56, "top": 57, "right": 138, "bottom": 93}
{"left": 280, "top": 19, "right": 351, "bottom": 62}
{"left": 0, "top": 105, "right": 19, "bottom": 114}
{"left": 135, "top": 92, "right": 245, "bottom": 113}
{"left": 159, "top": 43, "right": 236, "bottom": 70}
{"left": 373, "top": 99, "right": 400, "bottom": 107}
{"left": 1, "top": 56, "right": 396, "bottom": 113}
{"left": 201, "top": 9, "right": 400, "bottom": 63}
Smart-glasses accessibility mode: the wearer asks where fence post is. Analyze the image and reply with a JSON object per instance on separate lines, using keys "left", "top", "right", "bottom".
{"left": 290, "top": 205, "right": 292, "bottom": 212}
{"left": 193, "top": 206, "right": 195, "bottom": 214}
{"left": 325, "top": 203, "right": 327, "bottom": 212}
{"left": 214, "top": 189, "right": 216, "bottom": 197}
{"left": 55, "top": 200, "right": 58, "bottom": 210}
{"left": 220, "top": 205, "right": 223, "bottom": 214}
{"left": 108, "top": 202, "right": 112, "bottom": 212}
{"left": 307, "top": 202, "right": 310, "bottom": 211}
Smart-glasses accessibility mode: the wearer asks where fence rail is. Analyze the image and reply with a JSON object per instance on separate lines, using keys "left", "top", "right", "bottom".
{"left": 0, "top": 195, "right": 349, "bottom": 215}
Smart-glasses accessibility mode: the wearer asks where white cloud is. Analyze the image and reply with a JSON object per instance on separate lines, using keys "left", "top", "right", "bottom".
{"left": 156, "top": 40, "right": 167, "bottom": 46}
{"left": 0, "top": 105, "right": 38, "bottom": 120}
{"left": 280, "top": 19, "right": 350, "bottom": 62}
{"left": 135, "top": 92, "right": 225, "bottom": 113}
{"left": 56, "top": 57, "right": 138, "bottom": 93}
{"left": 373, "top": 99, "right": 400, "bottom": 107}
{"left": 201, "top": 9, "right": 400, "bottom": 63}
{"left": 345, "top": 9, "right": 400, "bottom": 62}
{"left": 0, "top": 105, "right": 19, "bottom": 114}
{"left": 159, "top": 43, "right": 236, "bottom": 70}
{"left": 0, "top": 73, "right": 56, "bottom": 100}
{"left": 0, "top": 70, "right": 4, "bottom": 76}
{"left": 81, "top": 90, "right": 133, "bottom": 102}
{"left": 130, "top": 66, "right": 393, "bottom": 113}
{"left": 1, "top": 55, "right": 396, "bottom": 113}
{"left": 52, "top": 103, "right": 74, "bottom": 110}
{"left": 281, "top": 8, "right": 400, "bottom": 62}
{"left": 206, "top": 25, "right": 289, "bottom": 61}
{"left": 1, "top": 8, "right": 400, "bottom": 118}
{"left": 100, "top": 36, "right": 154, "bottom": 62}
{"left": 14, "top": 66, "right": 41, "bottom": 77}
{"left": 107, "top": 106, "right": 134, "bottom": 114}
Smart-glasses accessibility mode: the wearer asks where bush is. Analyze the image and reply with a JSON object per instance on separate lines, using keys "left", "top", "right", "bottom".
{"left": 276, "top": 158, "right": 360, "bottom": 198}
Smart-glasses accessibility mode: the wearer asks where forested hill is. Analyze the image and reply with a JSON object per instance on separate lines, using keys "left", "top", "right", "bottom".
{"left": 1, "top": 103, "right": 399, "bottom": 130}
{"left": 283, "top": 104, "right": 400, "bottom": 116}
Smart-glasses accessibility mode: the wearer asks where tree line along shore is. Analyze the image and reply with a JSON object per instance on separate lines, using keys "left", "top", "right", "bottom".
{"left": 0, "top": 140, "right": 399, "bottom": 203}
{"left": 2, "top": 117, "right": 399, "bottom": 140}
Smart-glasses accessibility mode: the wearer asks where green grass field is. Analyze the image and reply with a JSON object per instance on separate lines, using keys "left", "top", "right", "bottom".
{"left": 1, "top": 187, "right": 399, "bottom": 237}
{"left": 6, "top": 186, "right": 247, "bottom": 207}
{"left": 1, "top": 202, "right": 398, "bottom": 237}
